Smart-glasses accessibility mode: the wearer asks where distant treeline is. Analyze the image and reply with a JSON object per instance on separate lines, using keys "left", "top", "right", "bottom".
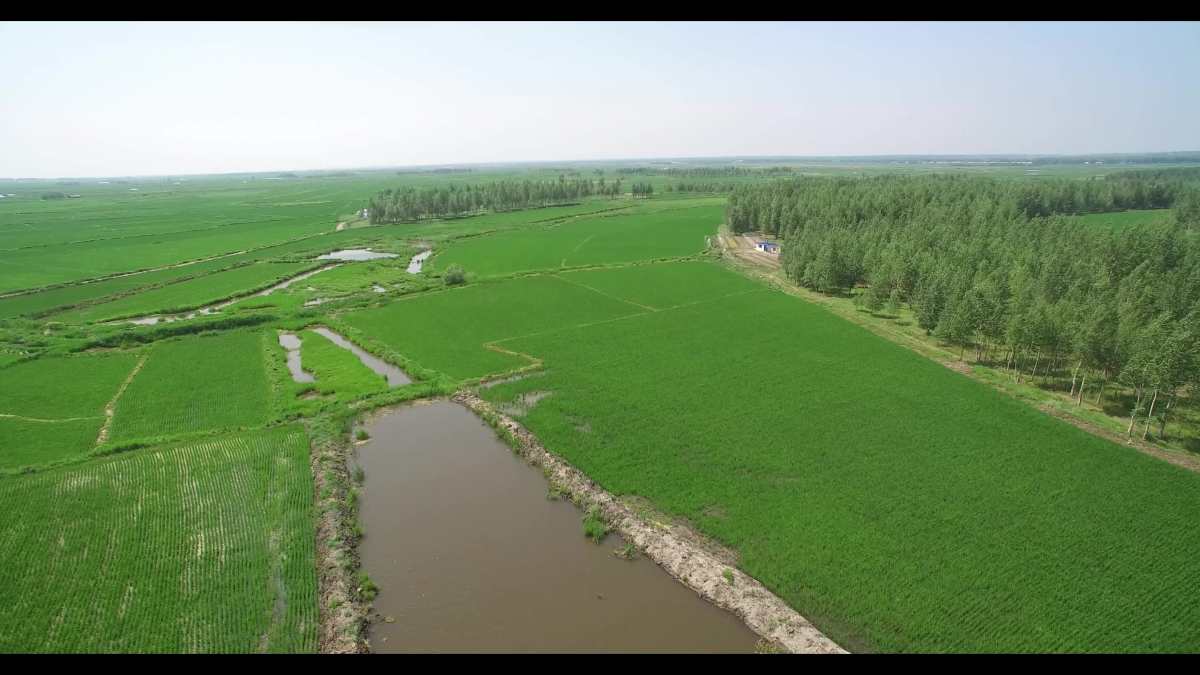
{"left": 1029, "top": 152, "right": 1200, "bottom": 165}
{"left": 395, "top": 167, "right": 474, "bottom": 175}
{"left": 368, "top": 177, "right": 622, "bottom": 223}
{"left": 630, "top": 182, "right": 654, "bottom": 197}
{"left": 728, "top": 171, "right": 1200, "bottom": 440}
{"left": 666, "top": 181, "right": 739, "bottom": 193}
{"left": 617, "top": 166, "right": 797, "bottom": 178}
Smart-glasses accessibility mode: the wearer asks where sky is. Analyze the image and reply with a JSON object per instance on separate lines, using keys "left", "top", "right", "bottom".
{"left": 1, "top": 21, "right": 1198, "bottom": 178}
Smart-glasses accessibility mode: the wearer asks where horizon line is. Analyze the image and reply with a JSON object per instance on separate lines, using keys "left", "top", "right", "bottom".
{"left": 4, "top": 150, "right": 1200, "bottom": 183}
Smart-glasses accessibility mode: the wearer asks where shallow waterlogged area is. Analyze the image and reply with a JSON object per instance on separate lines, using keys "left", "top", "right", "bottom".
{"left": 356, "top": 400, "right": 758, "bottom": 653}
{"left": 317, "top": 248, "right": 399, "bottom": 262}
{"left": 407, "top": 249, "right": 432, "bottom": 274}
{"left": 311, "top": 327, "right": 410, "bottom": 386}
{"left": 123, "top": 265, "right": 338, "bottom": 325}
{"left": 278, "top": 332, "right": 314, "bottom": 383}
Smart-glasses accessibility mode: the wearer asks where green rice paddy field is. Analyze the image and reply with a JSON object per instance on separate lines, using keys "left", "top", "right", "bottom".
{"left": 3, "top": 169, "right": 1199, "bottom": 653}
{"left": 55, "top": 262, "right": 318, "bottom": 323}
{"left": 109, "top": 330, "right": 271, "bottom": 443}
{"left": 0, "top": 353, "right": 141, "bottom": 468}
{"left": 430, "top": 202, "right": 724, "bottom": 278}
{"left": 342, "top": 260, "right": 1200, "bottom": 652}
{"left": 0, "top": 426, "right": 317, "bottom": 652}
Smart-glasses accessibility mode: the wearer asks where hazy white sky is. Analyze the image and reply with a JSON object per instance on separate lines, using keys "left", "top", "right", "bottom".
{"left": 1, "top": 21, "right": 1198, "bottom": 178}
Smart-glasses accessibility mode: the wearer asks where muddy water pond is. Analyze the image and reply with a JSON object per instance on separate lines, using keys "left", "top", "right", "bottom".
{"left": 356, "top": 400, "right": 758, "bottom": 653}
{"left": 311, "top": 327, "right": 410, "bottom": 386}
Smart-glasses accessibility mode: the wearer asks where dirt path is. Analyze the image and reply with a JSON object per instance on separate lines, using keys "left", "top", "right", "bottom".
{"left": 455, "top": 391, "right": 846, "bottom": 654}
{"left": 309, "top": 425, "right": 369, "bottom": 653}
{"left": 94, "top": 352, "right": 148, "bottom": 446}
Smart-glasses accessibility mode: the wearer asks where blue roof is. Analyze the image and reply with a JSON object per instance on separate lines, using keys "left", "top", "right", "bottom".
{"left": 757, "top": 240, "right": 779, "bottom": 246}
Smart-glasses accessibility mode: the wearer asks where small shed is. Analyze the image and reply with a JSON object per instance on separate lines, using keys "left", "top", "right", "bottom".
{"left": 755, "top": 240, "right": 780, "bottom": 254}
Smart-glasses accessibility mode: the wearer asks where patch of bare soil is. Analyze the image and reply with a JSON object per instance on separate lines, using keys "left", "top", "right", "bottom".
{"left": 455, "top": 391, "right": 846, "bottom": 654}
{"left": 943, "top": 359, "right": 973, "bottom": 376}
{"left": 718, "top": 232, "right": 781, "bottom": 270}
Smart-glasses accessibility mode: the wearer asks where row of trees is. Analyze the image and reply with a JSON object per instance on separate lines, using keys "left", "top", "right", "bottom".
{"left": 729, "top": 172, "right": 1199, "bottom": 238}
{"left": 665, "top": 181, "right": 739, "bottom": 193}
{"left": 630, "top": 182, "right": 655, "bottom": 197}
{"left": 727, "top": 172, "right": 1200, "bottom": 441}
{"left": 368, "top": 177, "right": 623, "bottom": 224}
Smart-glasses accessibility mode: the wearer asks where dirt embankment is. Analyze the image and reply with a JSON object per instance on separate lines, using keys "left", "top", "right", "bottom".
{"left": 454, "top": 391, "right": 846, "bottom": 654}
{"left": 309, "top": 423, "right": 370, "bottom": 653}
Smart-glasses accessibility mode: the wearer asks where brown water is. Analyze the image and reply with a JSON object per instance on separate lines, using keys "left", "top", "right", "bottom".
{"left": 310, "top": 327, "right": 411, "bottom": 386}
{"left": 356, "top": 400, "right": 758, "bottom": 653}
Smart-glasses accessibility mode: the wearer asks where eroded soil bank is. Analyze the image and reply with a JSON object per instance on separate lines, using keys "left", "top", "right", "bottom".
{"left": 355, "top": 399, "right": 759, "bottom": 653}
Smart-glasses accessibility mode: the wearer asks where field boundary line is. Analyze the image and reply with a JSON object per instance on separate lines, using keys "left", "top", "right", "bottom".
{"left": 0, "top": 413, "right": 105, "bottom": 423}
{"left": 481, "top": 342, "right": 544, "bottom": 372}
{"left": 487, "top": 286, "right": 769, "bottom": 350}
{"left": 455, "top": 391, "right": 847, "bottom": 654}
{"left": 550, "top": 273, "right": 658, "bottom": 312}
{"left": 94, "top": 351, "right": 149, "bottom": 447}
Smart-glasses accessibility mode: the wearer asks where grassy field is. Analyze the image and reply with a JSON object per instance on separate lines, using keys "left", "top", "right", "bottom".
{"left": 558, "top": 259, "right": 760, "bottom": 309}
{"left": 54, "top": 262, "right": 317, "bottom": 323}
{"left": 0, "top": 353, "right": 140, "bottom": 468}
{"left": 0, "top": 176, "right": 389, "bottom": 293}
{"left": 0, "top": 417, "right": 105, "bottom": 471}
{"left": 290, "top": 328, "right": 390, "bottom": 403}
{"left": 0, "top": 426, "right": 317, "bottom": 652}
{"left": 109, "top": 330, "right": 270, "bottom": 442}
{"left": 3, "top": 166, "right": 1198, "bottom": 653}
{"left": 1066, "top": 208, "right": 1174, "bottom": 230}
{"left": 0, "top": 352, "right": 139, "bottom": 419}
{"left": 430, "top": 201, "right": 723, "bottom": 278}
{"left": 468, "top": 262, "right": 1200, "bottom": 652}
{"left": 340, "top": 274, "right": 644, "bottom": 380}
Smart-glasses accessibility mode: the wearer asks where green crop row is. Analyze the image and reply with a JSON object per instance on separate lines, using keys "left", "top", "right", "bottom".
{"left": 0, "top": 426, "right": 317, "bottom": 652}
